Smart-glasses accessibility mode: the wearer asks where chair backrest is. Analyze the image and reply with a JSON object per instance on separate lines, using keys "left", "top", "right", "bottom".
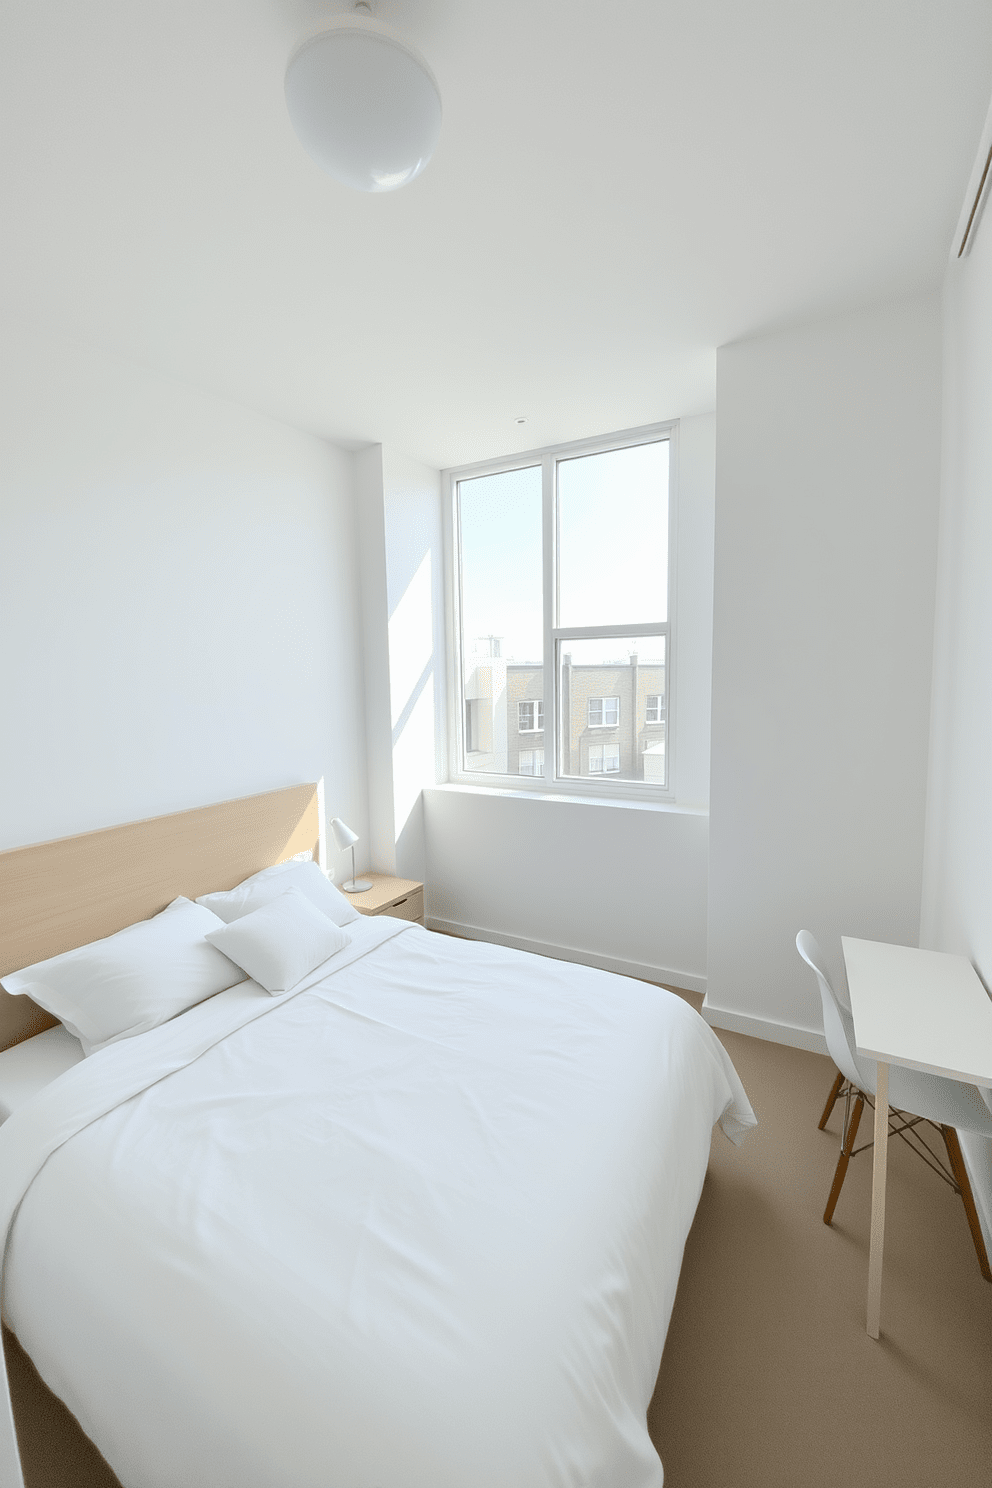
{"left": 796, "top": 930, "right": 876, "bottom": 1094}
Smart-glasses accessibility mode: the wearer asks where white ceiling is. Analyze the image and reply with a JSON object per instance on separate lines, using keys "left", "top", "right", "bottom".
{"left": 2, "top": 1, "right": 991, "bottom": 469}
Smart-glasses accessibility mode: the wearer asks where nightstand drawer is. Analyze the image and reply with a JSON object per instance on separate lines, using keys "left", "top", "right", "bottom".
{"left": 377, "top": 887, "right": 424, "bottom": 923}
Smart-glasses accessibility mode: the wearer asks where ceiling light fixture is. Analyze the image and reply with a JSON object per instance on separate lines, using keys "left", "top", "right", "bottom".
{"left": 284, "top": 2, "right": 442, "bottom": 193}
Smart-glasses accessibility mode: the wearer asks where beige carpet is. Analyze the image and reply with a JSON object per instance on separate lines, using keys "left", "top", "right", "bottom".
{"left": 5, "top": 1017, "right": 991, "bottom": 1486}
{"left": 650, "top": 1016, "right": 992, "bottom": 1486}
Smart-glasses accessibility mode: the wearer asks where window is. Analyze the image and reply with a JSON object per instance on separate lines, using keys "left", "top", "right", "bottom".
{"left": 588, "top": 696, "right": 619, "bottom": 728}
{"left": 518, "top": 700, "right": 544, "bottom": 732}
{"left": 450, "top": 424, "right": 674, "bottom": 794}
{"left": 588, "top": 743, "right": 620, "bottom": 774}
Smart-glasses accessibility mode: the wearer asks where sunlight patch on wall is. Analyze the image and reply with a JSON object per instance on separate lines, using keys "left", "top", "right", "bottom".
{"left": 388, "top": 552, "right": 433, "bottom": 731}
{"left": 393, "top": 676, "right": 435, "bottom": 838}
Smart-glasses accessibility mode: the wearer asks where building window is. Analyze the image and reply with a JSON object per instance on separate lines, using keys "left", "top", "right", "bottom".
{"left": 450, "top": 424, "right": 674, "bottom": 795}
{"left": 518, "top": 700, "right": 544, "bottom": 732}
{"left": 588, "top": 697, "right": 619, "bottom": 728}
{"left": 588, "top": 743, "right": 620, "bottom": 774}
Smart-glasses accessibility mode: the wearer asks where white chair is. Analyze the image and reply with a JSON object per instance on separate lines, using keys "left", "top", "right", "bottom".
{"left": 796, "top": 929, "right": 992, "bottom": 1281}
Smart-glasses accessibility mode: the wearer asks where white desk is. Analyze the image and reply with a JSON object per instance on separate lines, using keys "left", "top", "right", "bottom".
{"left": 841, "top": 937, "right": 992, "bottom": 1338}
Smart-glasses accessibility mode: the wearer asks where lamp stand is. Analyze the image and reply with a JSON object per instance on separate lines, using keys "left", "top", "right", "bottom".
{"left": 342, "top": 843, "right": 372, "bottom": 893}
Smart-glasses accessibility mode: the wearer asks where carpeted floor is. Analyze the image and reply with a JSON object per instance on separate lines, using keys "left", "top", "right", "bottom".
{"left": 650, "top": 1015, "right": 992, "bottom": 1486}
{"left": 5, "top": 1015, "right": 991, "bottom": 1486}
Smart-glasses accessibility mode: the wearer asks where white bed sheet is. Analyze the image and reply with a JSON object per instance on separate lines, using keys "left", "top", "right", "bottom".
{"left": 0, "top": 917, "right": 754, "bottom": 1488}
{"left": 0, "top": 1025, "right": 84, "bottom": 1123}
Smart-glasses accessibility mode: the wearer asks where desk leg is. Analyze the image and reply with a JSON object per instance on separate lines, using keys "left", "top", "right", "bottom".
{"left": 867, "top": 1061, "right": 889, "bottom": 1339}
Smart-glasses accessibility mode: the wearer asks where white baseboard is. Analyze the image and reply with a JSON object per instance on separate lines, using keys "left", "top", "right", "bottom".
{"left": 425, "top": 917, "right": 706, "bottom": 996}
{"left": 701, "top": 996, "right": 828, "bottom": 1056}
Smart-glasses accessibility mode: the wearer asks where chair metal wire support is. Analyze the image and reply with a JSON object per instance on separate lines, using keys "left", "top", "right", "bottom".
{"left": 828, "top": 1080, "right": 960, "bottom": 1193}
{"left": 818, "top": 1071, "right": 992, "bottom": 1282}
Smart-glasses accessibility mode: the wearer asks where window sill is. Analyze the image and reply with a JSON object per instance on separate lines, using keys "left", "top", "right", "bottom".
{"left": 428, "top": 781, "right": 708, "bottom": 816}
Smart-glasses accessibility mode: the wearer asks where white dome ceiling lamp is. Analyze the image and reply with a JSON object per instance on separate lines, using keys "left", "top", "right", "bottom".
{"left": 284, "top": 2, "right": 442, "bottom": 193}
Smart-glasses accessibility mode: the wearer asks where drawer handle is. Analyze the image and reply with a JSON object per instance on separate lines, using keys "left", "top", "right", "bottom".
{"left": 394, "top": 896, "right": 408, "bottom": 906}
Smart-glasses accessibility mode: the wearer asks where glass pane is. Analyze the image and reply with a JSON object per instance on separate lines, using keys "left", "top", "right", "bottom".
{"left": 558, "top": 635, "right": 666, "bottom": 787}
{"left": 458, "top": 466, "right": 543, "bottom": 776}
{"left": 557, "top": 440, "right": 669, "bottom": 627}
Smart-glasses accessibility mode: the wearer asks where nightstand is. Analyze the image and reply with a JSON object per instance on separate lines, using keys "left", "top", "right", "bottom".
{"left": 345, "top": 873, "right": 424, "bottom": 925}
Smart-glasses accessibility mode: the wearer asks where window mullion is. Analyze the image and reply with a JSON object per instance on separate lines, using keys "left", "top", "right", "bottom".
{"left": 452, "top": 476, "right": 467, "bottom": 770}
{"left": 542, "top": 453, "right": 556, "bottom": 783}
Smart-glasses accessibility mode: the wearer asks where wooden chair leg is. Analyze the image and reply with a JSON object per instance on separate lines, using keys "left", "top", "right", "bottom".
{"left": 940, "top": 1125, "right": 992, "bottom": 1283}
{"left": 824, "top": 1092, "right": 865, "bottom": 1226}
{"left": 818, "top": 1069, "right": 845, "bottom": 1130}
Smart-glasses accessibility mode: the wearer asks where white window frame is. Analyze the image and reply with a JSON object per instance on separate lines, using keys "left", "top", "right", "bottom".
{"left": 517, "top": 700, "right": 544, "bottom": 733}
{"left": 587, "top": 696, "right": 620, "bottom": 729}
{"left": 445, "top": 421, "right": 677, "bottom": 802}
{"left": 518, "top": 747, "right": 545, "bottom": 776}
{"left": 645, "top": 693, "right": 664, "bottom": 724}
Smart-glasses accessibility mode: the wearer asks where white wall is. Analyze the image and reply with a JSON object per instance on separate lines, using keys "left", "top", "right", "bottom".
{"left": 707, "top": 296, "right": 943, "bottom": 1048}
{"left": 921, "top": 177, "right": 992, "bottom": 1252}
{"left": 423, "top": 413, "right": 716, "bottom": 987}
{"left": 0, "top": 318, "right": 367, "bottom": 861}
{"left": 923, "top": 218, "right": 992, "bottom": 967}
{"left": 384, "top": 448, "right": 447, "bottom": 882}
{"left": 425, "top": 788, "right": 709, "bottom": 990}
{"left": 355, "top": 446, "right": 395, "bottom": 876}
{"left": 673, "top": 414, "right": 716, "bottom": 807}
{"left": 356, "top": 445, "right": 445, "bottom": 884}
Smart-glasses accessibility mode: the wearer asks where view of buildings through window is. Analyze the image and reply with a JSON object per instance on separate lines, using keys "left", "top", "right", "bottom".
{"left": 456, "top": 433, "right": 671, "bottom": 789}
{"left": 463, "top": 635, "right": 666, "bottom": 783}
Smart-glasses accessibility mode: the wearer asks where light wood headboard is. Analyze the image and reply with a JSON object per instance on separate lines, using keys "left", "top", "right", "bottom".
{"left": 0, "top": 783, "right": 322, "bottom": 1052}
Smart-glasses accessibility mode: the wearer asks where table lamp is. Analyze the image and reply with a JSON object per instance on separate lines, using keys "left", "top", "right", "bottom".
{"left": 330, "top": 817, "right": 372, "bottom": 892}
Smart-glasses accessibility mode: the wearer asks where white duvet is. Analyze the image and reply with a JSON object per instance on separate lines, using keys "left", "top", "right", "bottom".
{"left": 0, "top": 918, "right": 754, "bottom": 1488}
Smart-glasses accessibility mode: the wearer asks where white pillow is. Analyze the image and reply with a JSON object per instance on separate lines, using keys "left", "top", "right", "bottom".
{"left": 205, "top": 887, "right": 350, "bottom": 995}
{"left": 196, "top": 859, "right": 360, "bottom": 928}
{"left": 0, "top": 898, "right": 246, "bottom": 1056}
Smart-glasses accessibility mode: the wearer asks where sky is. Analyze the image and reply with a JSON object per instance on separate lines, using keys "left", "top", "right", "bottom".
{"left": 458, "top": 439, "right": 669, "bottom": 668}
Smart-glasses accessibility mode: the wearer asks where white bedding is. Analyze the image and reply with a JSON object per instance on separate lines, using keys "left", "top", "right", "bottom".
{"left": 0, "top": 1025, "right": 84, "bottom": 1122}
{"left": 0, "top": 917, "right": 754, "bottom": 1487}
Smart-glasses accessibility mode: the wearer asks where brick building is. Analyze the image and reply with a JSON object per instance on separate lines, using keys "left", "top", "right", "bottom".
{"left": 503, "top": 652, "right": 666, "bottom": 784}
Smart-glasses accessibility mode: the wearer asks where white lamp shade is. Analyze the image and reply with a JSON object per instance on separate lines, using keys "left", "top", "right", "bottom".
{"left": 285, "top": 17, "right": 442, "bottom": 193}
{"left": 330, "top": 817, "right": 359, "bottom": 851}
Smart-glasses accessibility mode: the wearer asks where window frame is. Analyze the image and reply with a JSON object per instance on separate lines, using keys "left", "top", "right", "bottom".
{"left": 645, "top": 693, "right": 664, "bottom": 724}
{"left": 517, "top": 700, "right": 544, "bottom": 733}
{"left": 445, "top": 421, "right": 678, "bottom": 802}
{"left": 587, "top": 696, "right": 620, "bottom": 729}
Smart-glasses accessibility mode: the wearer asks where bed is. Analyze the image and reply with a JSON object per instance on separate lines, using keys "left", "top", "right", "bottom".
{"left": 0, "top": 784, "right": 754, "bottom": 1488}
